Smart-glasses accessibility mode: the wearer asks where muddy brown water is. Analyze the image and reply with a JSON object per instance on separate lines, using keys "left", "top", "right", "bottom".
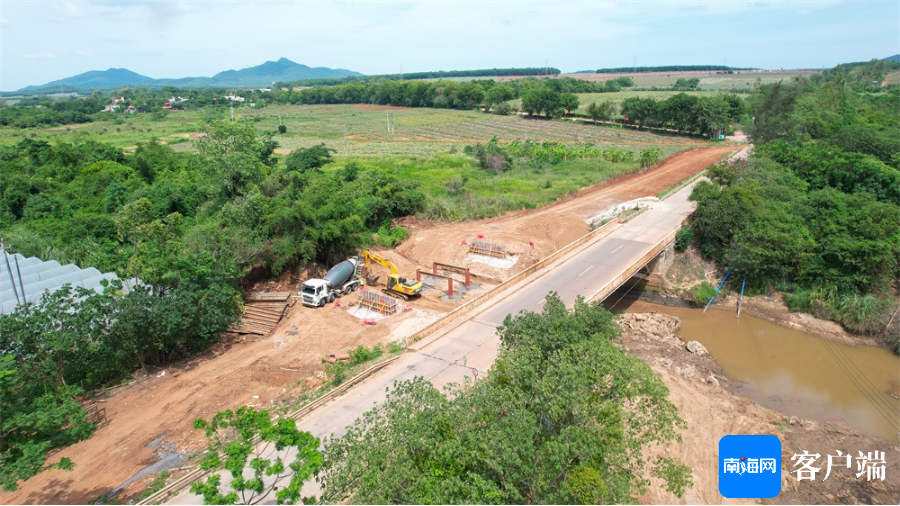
{"left": 625, "top": 300, "right": 900, "bottom": 443}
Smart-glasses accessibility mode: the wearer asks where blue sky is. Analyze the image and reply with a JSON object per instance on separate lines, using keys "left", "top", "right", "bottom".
{"left": 1, "top": 0, "right": 897, "bottom": 91}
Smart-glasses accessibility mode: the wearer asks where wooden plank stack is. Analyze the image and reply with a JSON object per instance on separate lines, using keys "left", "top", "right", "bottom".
{"left": 229, "top": 291, "right": 292, "bottom": 335}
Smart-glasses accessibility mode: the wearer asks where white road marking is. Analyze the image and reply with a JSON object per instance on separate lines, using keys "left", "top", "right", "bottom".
{"left": 538, "top": 299, "right": 546, "bottom": 304}
{"left": 611, "top": 244, "right": 624, "bottom": 254}
{"left": 579, "top": 266, "right": 593, "bottom": 276}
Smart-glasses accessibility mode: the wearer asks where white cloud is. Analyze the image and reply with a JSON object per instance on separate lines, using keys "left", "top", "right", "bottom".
{"left": 22, "top": 52, "right": 58, "bottom": 59}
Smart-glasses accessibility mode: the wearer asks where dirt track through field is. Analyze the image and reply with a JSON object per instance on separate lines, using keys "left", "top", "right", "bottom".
{"left": 0, "top": 145, "right": 738, "bottom": 504}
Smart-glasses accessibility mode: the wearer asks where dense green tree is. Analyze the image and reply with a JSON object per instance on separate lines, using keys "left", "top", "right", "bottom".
{"left": 749, "top": 81, "right": 803, "bottom": 144}
{"left": 190, "top": 407, "right": 322, "bottom": 505}
{"left": 285, "top": 143, "right": 335, "bottom": 173}
{"left": 586, "top": 100, "right": 615, "bottom": 123}
{"left": 321, "top": 294, "right": 691, "bottom": 504}
{"left": 520, "top": 87, "right": 564, "bottom": 118}
{"left": 483, "top": 84, "right": 514, "bottom": 109}
{"left": 0, "top": 357, "right": 94, "bottom": 492}
{"left": 196, "top": 121, "right": 274, "bottom": 199}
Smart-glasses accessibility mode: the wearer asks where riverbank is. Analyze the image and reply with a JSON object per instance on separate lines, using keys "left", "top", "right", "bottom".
{"left": 646, "top": 244, "right": 898, "bottom": 352}
{"left": 632, "top": 288, "right": 883, "bottom": 348}
{"left": 618, "top": 312, "right": 899, "bottom": 505}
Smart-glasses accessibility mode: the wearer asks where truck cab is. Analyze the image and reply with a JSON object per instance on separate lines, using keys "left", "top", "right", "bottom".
{"left": 300, "top": 279, "right": 332, "bottom": 307}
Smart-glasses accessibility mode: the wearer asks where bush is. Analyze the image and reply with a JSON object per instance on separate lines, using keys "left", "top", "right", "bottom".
{"left": 374, "top": 225, "right": 409, "bottom": 247}
{"left": 674, "top": 226, "right": 693, "bottom": 251}
{"left": 465, "top": 140, "right": 512, "bottom": 174}
{"left": 492, "top": 102, "right": 513, "bottom": 115}
{"left": 277, "top": 124, "right": 287, "bottom": 134}
{"left": 691, "top": 282, "right": 716, "bottom": 307}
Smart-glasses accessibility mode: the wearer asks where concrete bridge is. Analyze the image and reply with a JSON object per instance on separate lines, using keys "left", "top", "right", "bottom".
{"left": 163, "top": 178, "right": 697, "bottom": 504}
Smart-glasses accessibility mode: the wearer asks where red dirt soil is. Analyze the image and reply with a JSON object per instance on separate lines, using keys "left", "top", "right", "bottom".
{"left": 352, "top": 104, "right": 411, "bottom": 111}
{"left": 0, "top": 145, "right": 737, "bottom": 504}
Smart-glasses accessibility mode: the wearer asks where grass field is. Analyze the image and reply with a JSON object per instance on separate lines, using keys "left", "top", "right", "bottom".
{"left": 0, "top": 103, "right": 708, "bottom": 157}
{"left": 328, "top": 153, "right": 648, "bottom": 220}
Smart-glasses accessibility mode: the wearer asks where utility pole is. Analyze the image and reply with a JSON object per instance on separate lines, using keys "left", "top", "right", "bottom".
{"left": 633, "top": 56, "right": 637, "bottom": 74}
{"left": 386, "top": 111, "right": 395, "bottom": 135}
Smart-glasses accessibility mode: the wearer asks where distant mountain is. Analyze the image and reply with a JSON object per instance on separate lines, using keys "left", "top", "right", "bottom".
{"left": 205, "top": 57, "right": 361, "bottom": 87}
{"left": 20, "top": 68, "right": 155, "bottom": 92}
{"left": 17, "top": 58, "right": 362, "bottom": 92}
{"left": 883, "top": 54, "right": 900, "bottom": 63}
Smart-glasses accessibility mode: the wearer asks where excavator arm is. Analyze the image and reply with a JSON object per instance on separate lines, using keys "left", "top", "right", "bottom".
{"left": 363, "top": 249, "right": 399, "bottom": 277}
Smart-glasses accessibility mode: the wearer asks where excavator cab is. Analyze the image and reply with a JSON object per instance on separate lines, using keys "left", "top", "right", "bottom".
{"left": 363, "top": 249, "right": 423, "bottom": 301}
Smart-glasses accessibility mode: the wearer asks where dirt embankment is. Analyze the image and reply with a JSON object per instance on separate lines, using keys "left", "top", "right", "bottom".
{"left": 619, "top": 313, "right": 900, "bottom": 505}
{"left": 649, "top": 244, "right": 892, "bottom": 349}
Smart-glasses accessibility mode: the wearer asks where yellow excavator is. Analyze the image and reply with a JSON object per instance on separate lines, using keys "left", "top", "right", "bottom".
{"left": 362, "top": 249, "right": 423, "bottom": 300}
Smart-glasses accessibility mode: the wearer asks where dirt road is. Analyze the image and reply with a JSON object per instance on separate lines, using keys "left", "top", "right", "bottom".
{"left": 0, "top": 145, "right": 736, "bottom": 504}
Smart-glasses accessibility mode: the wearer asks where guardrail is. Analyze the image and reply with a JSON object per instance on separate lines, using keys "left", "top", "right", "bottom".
{"left": 406, "top": 214, "right": 629, "bottom": 347}
{"left": 586, "top": 229, "right": 679, "bottom": 303}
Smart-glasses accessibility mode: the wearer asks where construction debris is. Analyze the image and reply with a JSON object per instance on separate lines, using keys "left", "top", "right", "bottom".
{"left": 229, "top": 291, "right": 291, "bottom": 335}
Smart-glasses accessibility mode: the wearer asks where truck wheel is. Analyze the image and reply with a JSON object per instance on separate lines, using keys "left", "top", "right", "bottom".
{"left": 351, "top": 282, "right": 358, "bottom": 292}
{"left": 327, "top": 294, "right": 335, "bottom": 303}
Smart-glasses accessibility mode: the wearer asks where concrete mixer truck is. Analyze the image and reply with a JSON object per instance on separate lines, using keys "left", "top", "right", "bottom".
{"left": 300, "top": 257, "right": 363, "bottom": 307}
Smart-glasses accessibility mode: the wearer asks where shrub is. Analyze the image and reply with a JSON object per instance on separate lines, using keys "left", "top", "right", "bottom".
{"left": 374, "top": 225, "right": 409, "bottom": 248}
{"left": 691, "top": 282, "right": 716, "bottom": 307}
{"left": 674, "top": 226, "right": 693, "bottom": 251}
{"left": 277, "top": 124, "right": 287, "bottom": 134}
{"left": 492, "top": 102, "right": 513, "bottom": 116}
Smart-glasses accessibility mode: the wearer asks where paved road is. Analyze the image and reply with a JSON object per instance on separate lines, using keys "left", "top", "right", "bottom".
{"left": 168, "top": 179, "right": 701, "bottom": 504}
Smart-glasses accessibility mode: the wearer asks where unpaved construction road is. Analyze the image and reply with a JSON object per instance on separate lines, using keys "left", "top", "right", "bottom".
{"left": 0, "top": 145, "right": 737, "bottom": 504}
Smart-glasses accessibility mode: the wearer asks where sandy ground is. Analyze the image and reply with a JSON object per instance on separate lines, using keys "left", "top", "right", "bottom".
{"left": 619, "top": 313, "right": 900, "bottom": 505}
{"left": 0, "top": 146, "right": 737, "bottom": 504}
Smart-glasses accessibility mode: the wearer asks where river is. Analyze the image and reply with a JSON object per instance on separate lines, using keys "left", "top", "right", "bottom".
{"left": 623, "top": 300, "right": 900, "bottom": 443}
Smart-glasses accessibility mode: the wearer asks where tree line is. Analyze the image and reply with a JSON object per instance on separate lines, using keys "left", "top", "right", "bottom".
{"left": 262, "top": 76, "right": 634, "bottom": 111}
{"left": 689, "top": 65, "right": 900, "bottom": 348}
{"left": 619, "top": 92, "right": 745, "bottom": 137}
{"left": 590, "top": 65, "right": 754, "bottom": 74}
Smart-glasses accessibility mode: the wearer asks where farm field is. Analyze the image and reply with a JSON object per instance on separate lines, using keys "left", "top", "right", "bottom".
{"left": 0, "top": 103, "right": 707, "bottom": 156}
{"left": 556, "top": 69, "right": 820, "bottom": 89}
{"left": 409, "top": 69, "right": 819, "bottom": 90}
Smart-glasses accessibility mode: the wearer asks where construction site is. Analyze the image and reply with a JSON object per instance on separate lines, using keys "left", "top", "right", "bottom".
{"left": 0, "top": 146, "right": 741, "bottom": 504}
